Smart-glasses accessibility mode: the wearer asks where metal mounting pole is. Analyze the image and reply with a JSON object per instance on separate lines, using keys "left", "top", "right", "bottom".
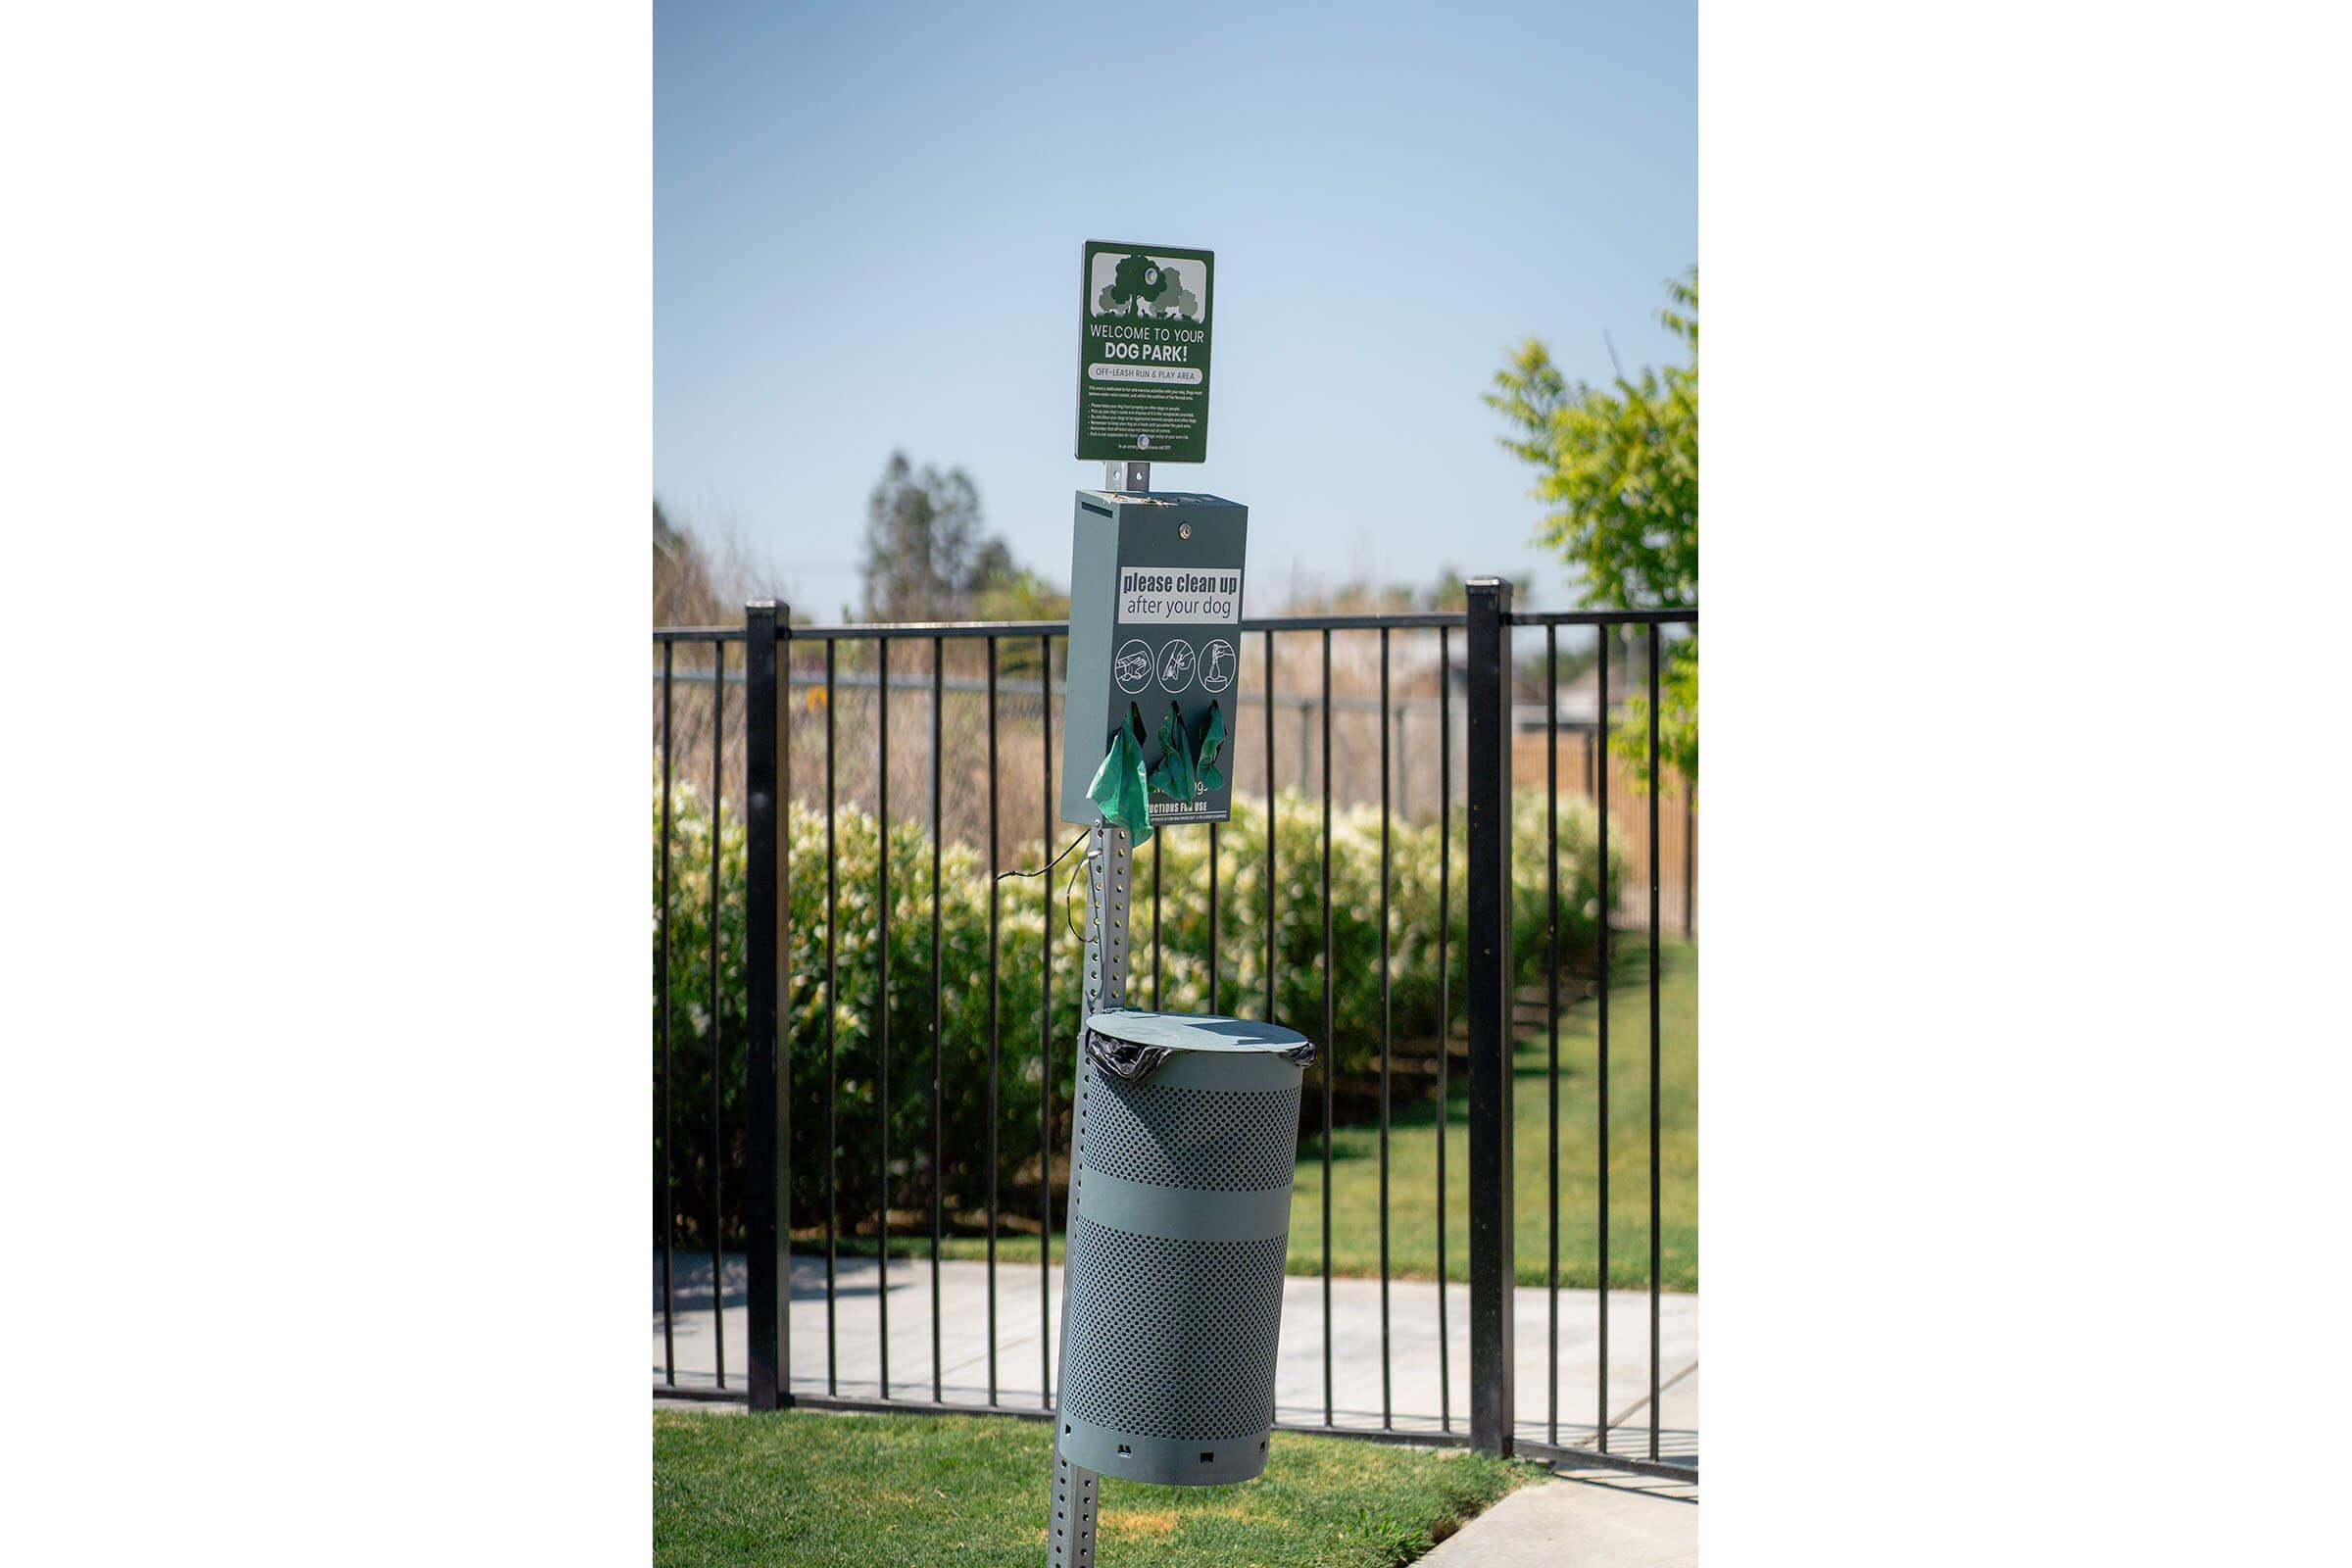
{"left": 1051, "top": 819, "right": 1131, "bottom": 1567}
{"left": 1103, "top": 460, "right": 1151, "bottom": 493}
{"left": 1049, "top": 1447, "right": 1101, "bottom": 1568}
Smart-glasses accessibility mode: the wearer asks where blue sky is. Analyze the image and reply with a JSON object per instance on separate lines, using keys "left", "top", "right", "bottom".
{"left": 656, "top": 1, "right": 1693, "bottom": 619}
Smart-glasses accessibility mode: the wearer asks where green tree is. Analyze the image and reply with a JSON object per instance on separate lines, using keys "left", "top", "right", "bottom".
{"left": 1418, "top": 566, "right": 1480, "bottom": 612}
{"left": 970, "top": 564, "right": 1069, "bottom": 624}
{"left": 971, "top": 563, "right": 1070, "bottom": 679}
{"left": 859, "top": 451, "right": 989, "bottom": 621}
{"left": 858, "top": 452, "right": 1070, "bottom": 641}
{"left": 1487, "top": 270, "right": 1697, "bottom": 788}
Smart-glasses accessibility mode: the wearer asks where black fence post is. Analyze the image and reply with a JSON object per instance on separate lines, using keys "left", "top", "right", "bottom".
{"left": 1463, "top": 576, "right": 1516, "bottom": 1455}
{"left": 744, "top": 601, "right": 791, "bottom": 1411}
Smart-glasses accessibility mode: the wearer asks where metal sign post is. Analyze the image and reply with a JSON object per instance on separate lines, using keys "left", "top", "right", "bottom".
{"left": 1057, "top": 238, "right": 1187, "bottom": 1567}
{"left": 1051, "top": 236, "right": 1304, "bottom": 1566}
{"left": 1050, "top": 820, "right": 1130, "bottom": 1568}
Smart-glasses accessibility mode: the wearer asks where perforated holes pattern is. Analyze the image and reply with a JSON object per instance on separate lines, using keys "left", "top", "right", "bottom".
{"left": 1059, "top": 1213, "right": 1290, "bottom": 1441}
{"left": 1079, "top": 1077, "right": 1301, "bottom": 1192}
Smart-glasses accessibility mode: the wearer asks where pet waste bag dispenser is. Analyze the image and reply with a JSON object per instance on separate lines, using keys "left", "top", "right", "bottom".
{"left": 1053, "top": 487, "right": 1315, "bottom": 1489}
{"left": 1060, "top": 490, "right": 1248, "bottom": 834}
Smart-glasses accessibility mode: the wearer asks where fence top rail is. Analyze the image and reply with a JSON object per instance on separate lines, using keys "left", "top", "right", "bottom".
{"left": 1507, "top": 608, "right": 1697, "bottom": 627}
{"left": 650, "top": 607, "right": 1695, "bottom": 640}
{"left": 782, "top": 618, "right": 1068, "bottom": 641}
{"left": 1241, "top": 612, "right": 1466, "bottom": 631}
{"left": 769, "top": 612, "right": 1474, "bottom": 640}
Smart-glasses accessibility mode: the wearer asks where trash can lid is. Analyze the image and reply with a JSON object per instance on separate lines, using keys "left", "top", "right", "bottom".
{"left": 1082, "top": 1008, "right": 1316, "bottom": 1082}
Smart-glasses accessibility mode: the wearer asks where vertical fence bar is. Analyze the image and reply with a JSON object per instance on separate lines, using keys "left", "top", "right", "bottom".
{"left": 778, "top": 619, "right": 794, "bottom": 1399}
{"left": 1647, "top": 622, "right": 1663, "bottom": 1460}
{"left": 930, "top": 636, "right": 945, "bottom": 1402}
{"left": 1320, "top": 628, "right": 1335, "bottom": 1427}
{"left": 1263, "top": 629, "right": 1276, "bottom": 1025}
{"left": 877, "top": 638, "right": 891, "bottom": 1397}
{"left": 709, "top": 635, "right": 727, "bottom": 1390}
{"left": 823, "top": 641, "right": 838, "bottom": 1393}
{"left": 1378, "top": 625, "right": 1393, "bottom": 1429}
{"left": 1462, "top": 579, "right": 1515, "bottom": 1456}
{"left": 1436, "top": 624, "right": 1451, "bottom": 1432}
{"left": 1039, "top": 634, "right": 1053, "bottom": 1409}
{"left": 1545, "top": 622, "right": 1560, "bottom": 1446}
{"left": 659, "top": 642, "right": 676, "bottom": 1385}
{"left": 1595, "top": 629, "right": 1611, "bottom": 1448}
{"left": 985, "top": 638, "right": 1000, "bottom": 1405}
{"left": 744, "top": 603, "right": 787, "bottom": 1411}
{"left": 1685, "top": 777, "right": 1696, "bottom": 940}
{"left": 1208, "top": 822, "right": 1220, "bottom": 1012}
{"left": 1396, "top": 708, "right": 1409, "bottom": 820}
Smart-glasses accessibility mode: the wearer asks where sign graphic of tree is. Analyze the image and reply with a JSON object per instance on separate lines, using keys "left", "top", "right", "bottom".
{"left": 1095, "top": 254, "right": 1202, "bottom": 319}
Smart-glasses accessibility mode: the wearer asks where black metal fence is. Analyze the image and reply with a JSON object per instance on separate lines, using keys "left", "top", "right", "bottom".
{"left": 652, "top": 587, "right": 1697, "bottom": 1477}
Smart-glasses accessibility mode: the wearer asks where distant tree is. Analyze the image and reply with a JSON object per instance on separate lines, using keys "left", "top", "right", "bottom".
{"left": 656, "top": 498, "right": 796, "bottom": 626}
{"left": 971, "top": 564, "right": 1069, "bottom": 624}
{"left": 965, "top": 537, "right": 1015, "bottom": 599}
{"left": 1487, "top": 270, "right": 1697, "bottom": 787}
{"left": 972, "top": 564, "right": 1072, "bottom": 678}
{"left": 655, "top": 499, "right": 722, "bottom": 626}
{"left": 856, "top": 452, "right": 1072, "bottom": 679}
{"left": 860, "top": 452, "right": 990, "bottom": 621}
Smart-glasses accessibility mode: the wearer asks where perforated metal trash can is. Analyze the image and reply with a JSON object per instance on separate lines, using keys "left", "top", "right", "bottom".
{"left": 1055, "top": 1008, "right": 1316, "bottom": 1487}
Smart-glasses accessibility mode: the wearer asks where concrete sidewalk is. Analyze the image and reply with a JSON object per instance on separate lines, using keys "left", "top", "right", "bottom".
{"left": 655, "top": 1251, "right": 1696, "bottom": 1459}
{"left": 1422, "top": 1468, "right": 1696, "bottom": 1566}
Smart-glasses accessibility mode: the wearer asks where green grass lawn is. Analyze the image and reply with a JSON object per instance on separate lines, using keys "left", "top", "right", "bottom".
{"left": 1292, "top": 938, "right": 1696, "bottom": 1291}
{"left": 817, "top": 939, "right": 1695, "bottom": 1293}
{"left": 654, "top": 1409, "right": 1532, "bottom": 1568}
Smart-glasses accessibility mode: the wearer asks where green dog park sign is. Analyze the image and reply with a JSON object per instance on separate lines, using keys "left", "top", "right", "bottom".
{"left": 1074, "top": 240, "right": 1214, "bottom": 465}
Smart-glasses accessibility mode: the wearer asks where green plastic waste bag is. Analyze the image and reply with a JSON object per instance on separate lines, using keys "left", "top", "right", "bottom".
{"left": 1195, "top": 701, "right": 1226, "bottom": 793}
{"left": 1086, "top": 706, "right": 1153, "bottom": 846}
{"left": 1149, "top": 703, "right": 1197, "bottom": 803}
